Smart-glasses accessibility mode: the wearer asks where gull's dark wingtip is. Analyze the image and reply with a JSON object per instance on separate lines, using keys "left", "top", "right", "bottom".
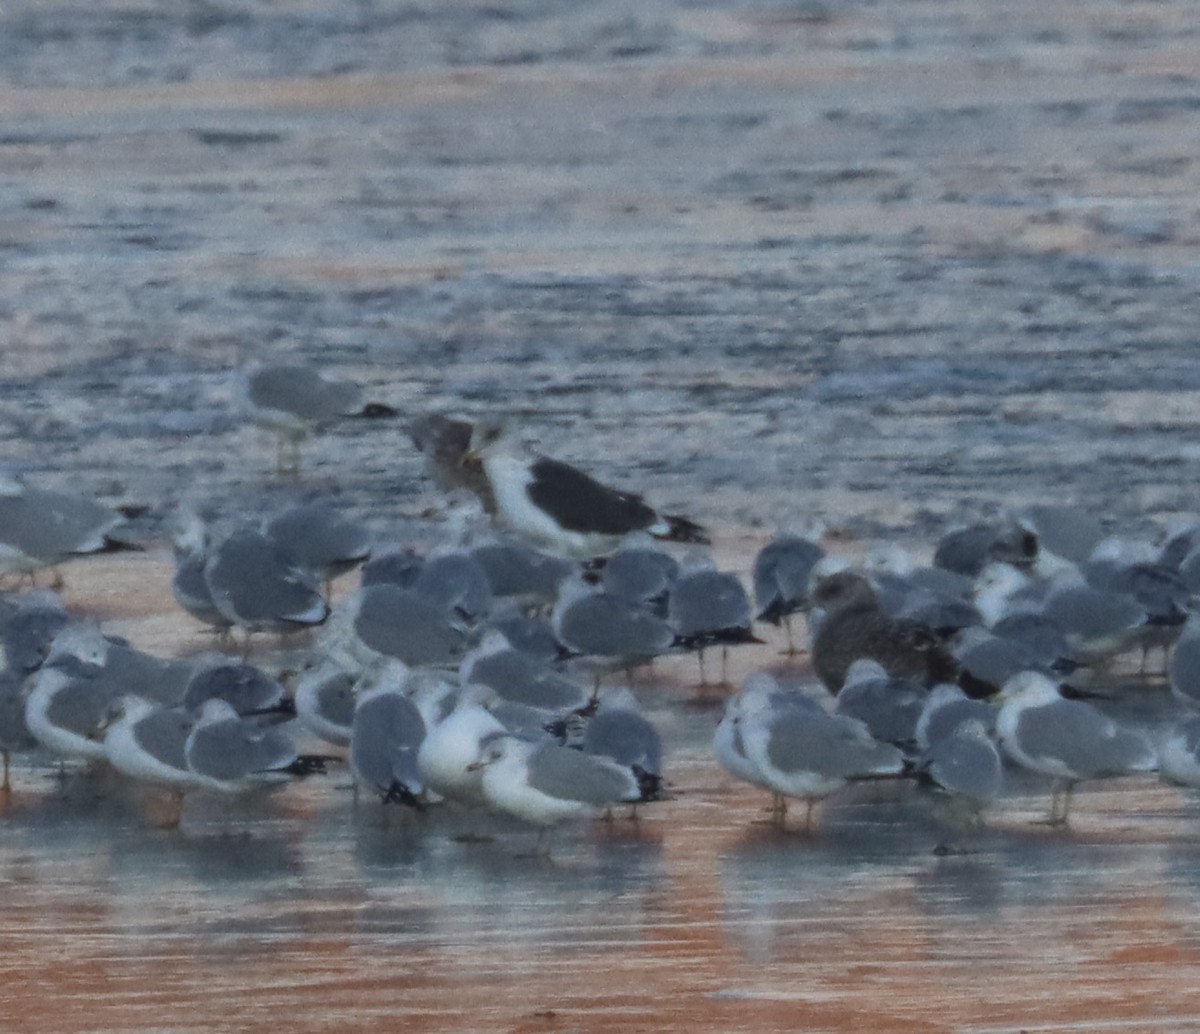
{"left": 655, "top": 514, "right": 710, "bottom": 545}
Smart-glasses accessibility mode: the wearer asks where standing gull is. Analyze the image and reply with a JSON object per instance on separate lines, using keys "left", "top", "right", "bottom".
{"left": 464, "top": 417, "right": 708, "bottom": 559}
{"left": 732, "top": 676, "right": 906, "bottom": 830}
{"left": 239, "top": 362, "right": 397, "bottom": 475}
{"left": 753, "top": 533, "right": 825, "bottom": 654}
{"left": 995, "top": 670, "right": 1156, "bottom": 824}
{"left": 669, "top": 554, "right": 762, "bottom": 685}
{"left": 0, "top": 473, "right": 140, "bottom": 583}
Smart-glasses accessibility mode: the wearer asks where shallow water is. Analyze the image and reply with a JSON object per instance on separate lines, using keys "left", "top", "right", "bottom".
{"left": 4, "top": 0, "right": 1200, "bottom": 1030}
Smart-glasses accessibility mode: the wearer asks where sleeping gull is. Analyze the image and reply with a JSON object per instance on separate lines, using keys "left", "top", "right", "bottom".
{"left": 569, "top": 687, "right": 666, "bottom": 809}
{"left": 185, "top": 698, "right": 335, "bottom": 794}
{"left": 350, "top": 680, "right": 427, "bottom": 807}
{"left": 182, "top": 661, "right": 294, "bottom": 719}
{"left": 912, "top": 718, "right": 1004, "bottom": 817}
{"left": 263, "top": 502, "right": 373, "bottom": 589}
{"left": 833, "top": 659, "right": 928, "bottom": 751}
{"left": 602, "top": 534, "right": 679, "bottom": 616}
{"left": 239, "top": 362, "right": 397, "bottom": 475}
{"left": 470, "top": 536, "right": 573, "bottom": 609}
{"left": 204, "top": 526, "right": 330, "bottom": 637}
{"left": 1158, "top": 716, "right": 1200, "bottom": 788}
{"left": 102, "top": 695, "right": 199, "bottom": 791}
{"left": 324, "top": 584, "right": 467, "bottom": 669}
{"left": 552, "top": 578, "right": 676, "bottom": 687}
{"left": 460, "top": 630, "right": 590, "bottom": 713}
{"left": 169, "top": 511, "right": 233, "bottom": 636}
{"left": 995, "top": 670, "right": 1156, "bottom": 824}
{"left": 915, "top": 682, "right": 996, "bottom": 750}
{"left": 417, "top": 683, "right": 508, "bottom": 806}
{"left": 1, "top": 589, "right": 71, "bottom": 673}
{"left": 932, "top": 520, "right": 1038, "bottom": 577}
{"left": 469, "top": 734, "right": 664, "bottom": 849}
{"left": 294, "top": 660, "right": 358, "bottom": 747}
{"left": 463, "top": 417, "right": 708, "bottom": 559}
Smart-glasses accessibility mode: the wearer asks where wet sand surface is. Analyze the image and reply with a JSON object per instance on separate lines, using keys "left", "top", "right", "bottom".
{"left": 4, "top": 0, "right": 1200, "bottom": 1030}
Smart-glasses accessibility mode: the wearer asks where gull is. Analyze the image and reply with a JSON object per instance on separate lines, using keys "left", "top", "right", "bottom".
{"left": 915, "top": 682, "right": 996, "bottom": 750}
{"left": 169, "top": 510, "right": 233, "bottom": 636}
{"left": 1041, "top": 570, "right": 1152, "bottom": 668}
{"left": 1168, "top": 614, "right": 1200, "bottom": 709}
{"left": 732, "top": 674, "right": 906, "bottom": 830}
{"left": 24, "top": 660, "right": 120, "bottom": 763}
{"left": 552, "top": 578, "right": 676, "bottom": 687}
{"left": 262, "top": 502, "right": 373, "bottom": 589}
{"left": 1, "top": 589, "right": 71, "bottom": 673}
{"left": 1018, "top": 504, "right": 1104, "bottom": 573}
{"left": 669, "top": 553, "right": 762, "bottom": 685}
{"left": 932, "top": 520, "right": 1038, "bottom": 577}
{"left": 416, "top": 683, "right": 508, "bottom": 806}
{"left": 470, "top": 535, "right": 573, "bottom": 609}
{"left": 182, "top": 660, "right": 294, "bottom": 719}
{"left": 483, "top": 606, "right": 569, "bottom": 665}
{"left": 601, "top": 534, "right": 679, "bottom": 616}
{"left": 323, "top": 584, "right": 467, "bottom": 669}
{"left": 469, "top": 734, "right": 664, "bottom": 849}
{"left": 412, "top": 549, "right": 494, "bottom": 627}
{"left": 833, "top": 659, "right": 928, "bottom": 751}
{"left": 753, "top": 533, "right": 825, "bottom": 653}
{"left": 912, "top": 718, "right": 1004, "bottom": 815}
{"left": 995, "top": 670, "right": 1156, "bottom": 824}
{"left": 463, "top": 417, "right": 708, "bottom": 559}
{"left": 239, "top": 362, "right": 397, "bottom": 475}
{"left": 1158, "top": 716, "right": 1200, "bottom": 788}
{"left": 203, "top": 526, "right": 330, "bottom": 637}
{"left": 184, "top": 698, "right": 335, "bottom": 794}
{"left": 0, "top": 473, "right": 140, "bottom": 583}
{"left": 570, "top": 687, "right": 666, "bottom": 808}
{"left": 460, "top": 630, "right": 590, "bottom": 713}
{"left": 294, "top": 660, "right": 358, "bottom": 747}
{"left": 350, "top": 681, "right": 428, "bottom": 807}
{"left": 102, "top": 695, "right": 199, "bottom": 792}
{"left": 808, "top": 571, "right": 957, "bottom": 694}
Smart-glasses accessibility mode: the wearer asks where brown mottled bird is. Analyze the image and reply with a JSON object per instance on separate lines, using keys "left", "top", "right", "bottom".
{"left": 809, "top": 571, "right": 958, "bottom": 694}
{"left": 409, "top": 413, "right": 497, "bottom": 514}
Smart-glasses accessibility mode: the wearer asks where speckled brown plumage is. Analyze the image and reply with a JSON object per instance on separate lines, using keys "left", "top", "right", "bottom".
{"left": 809, "top": 571, "right": 958, "bottom": 694}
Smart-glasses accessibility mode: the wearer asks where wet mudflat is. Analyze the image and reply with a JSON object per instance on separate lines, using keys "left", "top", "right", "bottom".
{"left": 4, "top": 556, "right": 1200, "bottom": 1034}
{"left": 4, "top": 0, "right": 1200, "bottom": 1030}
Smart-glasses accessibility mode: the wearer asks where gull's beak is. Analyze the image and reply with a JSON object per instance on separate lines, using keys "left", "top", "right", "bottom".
{"left": 465, "top": 760, "right": 483, "bottom": 772}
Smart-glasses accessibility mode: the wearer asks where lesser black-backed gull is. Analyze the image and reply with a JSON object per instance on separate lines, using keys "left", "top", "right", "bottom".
{"left": 464, "top": 417, "right": 708, "bottom": 559}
